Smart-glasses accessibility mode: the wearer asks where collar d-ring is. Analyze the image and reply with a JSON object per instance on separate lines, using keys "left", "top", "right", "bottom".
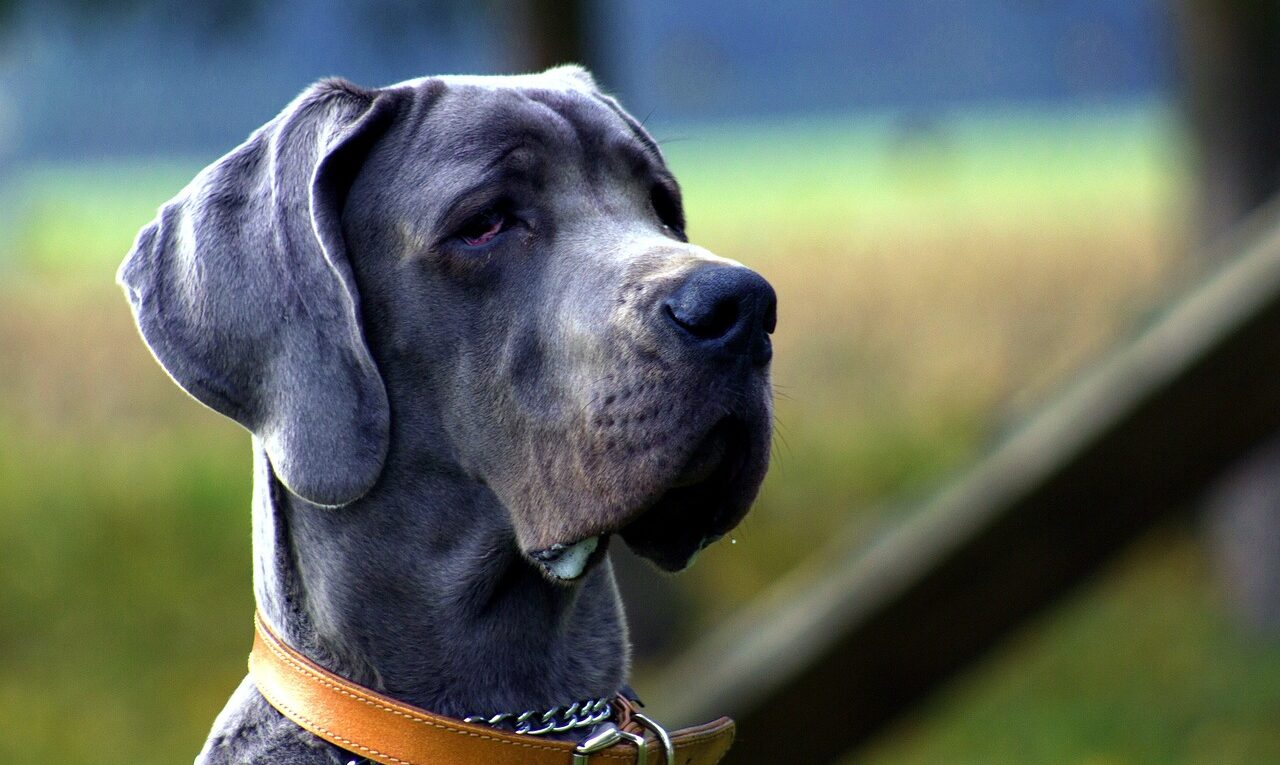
{"left": 633, "top": 712, "right": 676, "bottom": 765}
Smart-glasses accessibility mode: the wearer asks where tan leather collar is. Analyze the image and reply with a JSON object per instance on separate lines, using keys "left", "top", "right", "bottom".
{"left": 249, "top": 612, "right": 736, "bottom": 765}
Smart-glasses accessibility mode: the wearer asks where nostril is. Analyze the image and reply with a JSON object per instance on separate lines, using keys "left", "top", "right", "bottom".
{"left": 697, "top": 297, "right": 740, "bottom": 340}
{"left": 762, "top": 294, "right": 777, "bottom": 335}
{"left": 666, "top": 294, "right": 740, "bottom": 341}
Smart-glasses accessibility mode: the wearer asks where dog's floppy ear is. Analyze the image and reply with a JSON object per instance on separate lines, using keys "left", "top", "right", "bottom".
{"left": 118, "top": 80, "right": 399, "bottom": 507}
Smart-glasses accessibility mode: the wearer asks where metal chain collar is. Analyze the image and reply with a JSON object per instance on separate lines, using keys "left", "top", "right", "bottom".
{"left": 463, "top": 696, "right": 614, "bottom": 735}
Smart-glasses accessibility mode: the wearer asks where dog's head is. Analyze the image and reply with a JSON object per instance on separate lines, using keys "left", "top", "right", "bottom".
{"left": 119, "top": 67, "right": 774, "bottom": 580}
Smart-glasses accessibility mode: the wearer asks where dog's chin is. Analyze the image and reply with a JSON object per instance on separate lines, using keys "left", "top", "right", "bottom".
{"left": 619, "top": 416, "right": 764, "bottom": 572}
{"left": 524, "top": 415, "right": 768, "bottom": 583}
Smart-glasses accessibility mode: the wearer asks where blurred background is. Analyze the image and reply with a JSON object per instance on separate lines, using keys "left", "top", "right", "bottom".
{"left": 3, "top": 1, "right": 1280, "bottom": 763}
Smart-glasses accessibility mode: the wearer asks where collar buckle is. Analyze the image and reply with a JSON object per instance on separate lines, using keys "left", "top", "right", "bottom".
{"left": 572, "top": 712, "right": 674, "bottom": 765}
{"left": 573, "top": 724, "right": 646, "bottom": 765}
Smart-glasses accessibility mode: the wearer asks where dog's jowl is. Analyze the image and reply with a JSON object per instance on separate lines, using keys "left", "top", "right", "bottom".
{"left": 119, "top": 66, "right": 774, "bottom": 765}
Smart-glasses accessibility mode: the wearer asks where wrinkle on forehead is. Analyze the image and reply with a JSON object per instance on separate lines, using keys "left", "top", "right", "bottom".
{"left": 589, "top": 92, "right": 665, "bottom": 166}
{"left": 412, "top": 94, "right": 589, "bottom": 170}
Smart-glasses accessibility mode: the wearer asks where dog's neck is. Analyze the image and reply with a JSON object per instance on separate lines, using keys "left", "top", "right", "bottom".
{"left": 248, "top": 437, "right": 629, "bottom": 722}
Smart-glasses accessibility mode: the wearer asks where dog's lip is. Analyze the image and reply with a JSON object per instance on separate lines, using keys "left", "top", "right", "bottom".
{"left": 529, "top": 534, "right": 610, "bottom": 582}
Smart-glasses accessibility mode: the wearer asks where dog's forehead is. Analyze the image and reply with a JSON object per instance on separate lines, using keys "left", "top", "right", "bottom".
{"left": 384, "top": 69, "right": 653, "bottom": 166}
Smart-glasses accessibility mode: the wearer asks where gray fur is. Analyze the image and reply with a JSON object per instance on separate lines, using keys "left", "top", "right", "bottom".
{"left": 119, "top": 66, "right": 774, "bottom": 764}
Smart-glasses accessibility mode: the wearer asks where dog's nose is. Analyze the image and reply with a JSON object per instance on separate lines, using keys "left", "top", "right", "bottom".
{"left": 663, "top": 265, "right": 777, "bottom": 366}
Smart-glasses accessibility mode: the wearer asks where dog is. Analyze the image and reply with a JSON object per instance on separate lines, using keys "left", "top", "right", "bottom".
{"left": 119, "top": 66, "right": 775, "bottom": 764}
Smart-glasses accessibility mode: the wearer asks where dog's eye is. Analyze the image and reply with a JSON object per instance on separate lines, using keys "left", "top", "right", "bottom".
{"left": 456, "top": 209, "right": 510, "bottom": 247}
{"left": 650, "top": 184, "right": 686, "bottom": 240}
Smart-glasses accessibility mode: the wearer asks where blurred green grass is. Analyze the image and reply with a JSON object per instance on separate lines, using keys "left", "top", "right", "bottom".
{"left": 3, "top": 104, "right": 1278, "bottom": 764}
{"left": 1, "top": 160, "right": 204, "bottom": 278}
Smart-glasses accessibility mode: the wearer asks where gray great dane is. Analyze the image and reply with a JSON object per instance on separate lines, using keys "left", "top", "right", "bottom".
{"left": 119, "top": 66, "right": 775, "bottom": 764}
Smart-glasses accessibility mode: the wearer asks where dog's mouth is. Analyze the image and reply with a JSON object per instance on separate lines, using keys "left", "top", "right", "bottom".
{"left": 527, "top": 415, "right": 761, "bottom": 582}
